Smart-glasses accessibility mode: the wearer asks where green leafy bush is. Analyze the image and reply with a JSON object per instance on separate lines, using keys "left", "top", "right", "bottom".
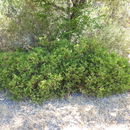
{"left": 0, "top": 39, "right": 130, "bottom": 102}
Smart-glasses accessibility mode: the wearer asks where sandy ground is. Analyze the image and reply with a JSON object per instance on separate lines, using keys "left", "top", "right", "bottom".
{"left": 0, "top": 91, "right": 130, "bottom": 130}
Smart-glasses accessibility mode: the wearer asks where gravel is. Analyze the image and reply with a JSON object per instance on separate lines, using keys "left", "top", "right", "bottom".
{"left": 0, "top": 91, "right": 130, "bottom": 130}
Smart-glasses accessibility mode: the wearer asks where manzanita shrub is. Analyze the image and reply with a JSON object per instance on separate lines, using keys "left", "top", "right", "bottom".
{"left": 0, "top": 39, "right": 130, "bottom": 103}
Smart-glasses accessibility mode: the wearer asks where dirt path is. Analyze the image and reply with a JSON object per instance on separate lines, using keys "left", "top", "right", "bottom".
{"left": 0, "top": 91, "right": 130, "bottom": 130}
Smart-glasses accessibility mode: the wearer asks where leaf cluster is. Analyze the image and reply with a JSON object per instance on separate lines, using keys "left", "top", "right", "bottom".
{"left": 0, "top": 39, "right": 130, "bottom": 103}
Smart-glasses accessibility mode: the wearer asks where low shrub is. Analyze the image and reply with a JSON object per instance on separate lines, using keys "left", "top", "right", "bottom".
{"left": 0, "top": 39, "right": 130, "bottom": 102}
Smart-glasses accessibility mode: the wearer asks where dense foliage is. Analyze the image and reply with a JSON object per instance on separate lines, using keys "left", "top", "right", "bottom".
{"left": 0, "top": 39, "right": 130, "bottom": 102}
{"left": 0, "top": 0, "right": 130, "bottom": 103}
